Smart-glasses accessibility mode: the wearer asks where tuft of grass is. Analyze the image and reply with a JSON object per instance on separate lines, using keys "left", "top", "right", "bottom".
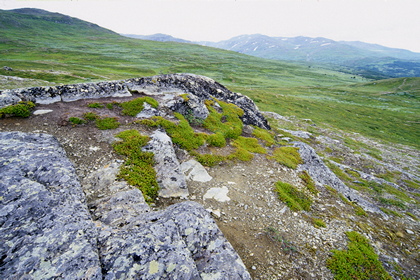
{"left": 0, "top": 101, "right": 35, "bottom": 118}
{"left": 95, "top": 117, "right": 120, "bottom": 130}
{"left": 112, "top": 130, "right": 158, "bottom": 203}
{"left": 354, "top": 205, "right": 368, "bottom": 217}
{"left": 274, "top": 181, "right": 312, "bottom": 211}
{"left": 68, "top": 117, "right": 86, "bottom": 125}
{"left": 252, "top": 126, "right": 276, "bottom": 146}
{"left": 299, "top": 171, "right": 319, "bottom": 195}
{"left": 269, "top": 146, "right": 303, "bottom": 169}
{"left": 191, "top": 152, "right": 226, "bottom": 167}
{"left": 120, "top": 97, "right": 159, "bottom": 116}
{"left": 312, "top": 218, "right": 326, "bottom": 228}
{"left": 265, "top": 227, "right": 297, "bottom": 253}
{"left": 327, "top": 231, "right": 392, "bottom": 280}
{"left": 232, "top": 136, "right": 266, "bottom": 154}
{"left": 87, "top": 102, "right": 104, "bottom": 108}
{"left": 380, "top": 207, "right": 403, "bottom": 217}
{"left": 82, "top": 111, "right": 99, "bottom": 121}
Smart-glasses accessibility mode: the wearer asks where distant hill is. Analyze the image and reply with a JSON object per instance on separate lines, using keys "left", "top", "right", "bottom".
{"left": 0, "top": 8, "right": 118, "bottom": 37}
{"left": 199, "top": 34, "right": 420, "bottom": 79}
{"left": 122, "top": 33, "right": 191, "bottom": 44}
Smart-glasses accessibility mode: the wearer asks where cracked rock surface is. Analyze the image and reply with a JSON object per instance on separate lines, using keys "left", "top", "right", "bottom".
{"left": 0, "top": 131, "right": 250, "bottom": 280}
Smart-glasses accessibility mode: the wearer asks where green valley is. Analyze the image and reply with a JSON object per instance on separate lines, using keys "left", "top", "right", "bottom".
{"left": 1, "top": 8, "right": 419, "bottom": 148}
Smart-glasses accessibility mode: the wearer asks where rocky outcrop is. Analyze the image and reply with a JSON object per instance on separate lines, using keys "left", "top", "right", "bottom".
{"left": 0, "top": 131, "right": 102, "bottom": 279}
{"left": 0, "top": 131, "right": 251, "bottom": 279}
{"left": 294, "top": 141, "right": 383, "bottom": 214}
{"left": 0, "top": 73, "right": 270, "bottom": 129}
{"left": 128, "top": 74, "right": 270, "bottom": 129}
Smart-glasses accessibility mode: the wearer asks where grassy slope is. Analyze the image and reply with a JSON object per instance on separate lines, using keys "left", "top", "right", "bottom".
{"left": 1, "top": 9, "right": 419, "bottom": 148}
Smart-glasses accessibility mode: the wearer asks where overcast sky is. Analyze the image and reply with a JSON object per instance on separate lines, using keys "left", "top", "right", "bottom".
{"left": 1, "top": 0, "right": 420, "bottom": 53}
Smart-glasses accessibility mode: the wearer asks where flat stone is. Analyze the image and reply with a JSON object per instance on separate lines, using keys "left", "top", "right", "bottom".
{"left": 181, "top": 159, "right": 213, "bottom": 182}
{"left": 33, "top": 109, "right": 53, "bottom": 115}
{"left": 203, "top": 186, "right": 231, "bottom": 202}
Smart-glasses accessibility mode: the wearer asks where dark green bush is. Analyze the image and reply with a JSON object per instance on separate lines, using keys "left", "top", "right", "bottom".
{"left": 0, "top": 101, "right": 35, "bottom": 118}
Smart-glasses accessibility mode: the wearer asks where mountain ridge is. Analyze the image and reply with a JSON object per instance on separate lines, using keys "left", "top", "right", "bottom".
{"left": 123, "top": 32, "right": 420, "bottom": 79}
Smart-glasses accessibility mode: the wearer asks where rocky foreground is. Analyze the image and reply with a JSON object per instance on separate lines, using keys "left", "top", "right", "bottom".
{"left": 0, "top": 74, "right": 419, "bottom": 279}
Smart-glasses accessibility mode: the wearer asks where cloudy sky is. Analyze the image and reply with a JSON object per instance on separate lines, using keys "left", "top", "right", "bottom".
{"left": 2, "top": 0, "right": 420, "bottom": 52}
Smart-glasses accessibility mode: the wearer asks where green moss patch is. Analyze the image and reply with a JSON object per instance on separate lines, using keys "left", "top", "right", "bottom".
{"left": 274, "top": 181, "right": 312, "bottom": 211}
{"left": 203, "top": 99, "right": 244, "bottom": 139}
{"left": 269, "top": 146, "right": 303, "bottom": 169}
{"left": 142, "top": 113, "right": 205, "bottom": 151}
{"left": 327, "top": 231, "right": 392, "bottom": 280}
{"left": 299, "top": 171, "right": 319, "bottom": 195}
{"left": 95, "top": 117, "right": 120, "bottom": 130}
{"left": 0, "top": 101, "right": 35, "bottom": 118}
{"left": 68, "top": 117, "right": 86, "bottom": 125}
{"left": 120, "top": 97, "right": 159, "bottom": 116}
{"left": 252, "top": 126, "right": 276, "bottom": 146}
{"left": 112, "top": 130, "right": 158, "bottom": 203}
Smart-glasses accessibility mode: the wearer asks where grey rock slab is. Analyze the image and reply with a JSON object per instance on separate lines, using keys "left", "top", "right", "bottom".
{"left": 142, "top": 129, "right": 189, "bottom": 198}
{"left": 82, "top": 161, "right": 151, "bottom": 228}
{"left": 0, "top": 131, "right": 102, "bottom": 279}
{"left": 294, "top": 141, "right": 383, "bottom": 215}
{"left": 99, "top": 201, "right": 250, "bottom": 280}
{"left": 181, "top": 159, "right": 213, "bottom": 182}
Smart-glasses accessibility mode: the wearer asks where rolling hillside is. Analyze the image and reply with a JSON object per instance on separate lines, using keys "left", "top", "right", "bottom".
{"left": 1, "top": 8, "right": 419, "bottom": 148}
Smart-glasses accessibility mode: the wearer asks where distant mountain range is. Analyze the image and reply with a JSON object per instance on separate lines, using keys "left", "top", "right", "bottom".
{"left": 124, "top": 33, "right": 420, "bottom": 79}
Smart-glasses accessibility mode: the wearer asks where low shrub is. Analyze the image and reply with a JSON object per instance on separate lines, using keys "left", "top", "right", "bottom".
{"left": 269, "top": 146, "right": 303, "bottom": 169}
{"left": 87, "top": 102, "right": 104, "bottom": 108}
{"left": 0, "top": 101, "right": 35, "bottom": 118}
{"left": 95, "top": 117, "right": 120, "bottom": 130}
{"left": 68, "top": 117, "right": 86, "bottom": 125}
{"left": 299, "top": 171, "right": 319, "bottom": 194}
{"left": 274, "top": 181, "right": 312, "bottom": 211}
{"left": 327, "top": 231, "right": 392, "bottom": 280}
{"left": 120, "top": 97, "right": 158, "bottom": 116}
{"left": 113, "top": 130, "right": 158, "bottom": 203}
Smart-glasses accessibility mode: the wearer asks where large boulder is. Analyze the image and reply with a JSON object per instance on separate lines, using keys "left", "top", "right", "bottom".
{"left": 0, "top": 131, "right": 251, "bottom": 279}
{"left": 127, "top": 74, "right": 270, "bottom": 129}
{"left": 0, "top": 131, "right": 102, "bottom": 279}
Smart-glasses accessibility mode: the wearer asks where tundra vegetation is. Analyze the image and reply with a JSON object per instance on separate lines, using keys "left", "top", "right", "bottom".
{"left": 0, "top": 8, "right": 419, "bottom": 279}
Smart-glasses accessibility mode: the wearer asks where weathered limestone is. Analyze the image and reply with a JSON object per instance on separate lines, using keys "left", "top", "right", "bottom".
{"left": 98, "top": 201, "right": 250, "bottom": 280}
{"left": 142, "top": 129, "right": 189, "bottom": 198}
{"left": 0, "top": 73, "right": 270, "bottom": 129}
{"left": 294, "top": 141, "right": 383, "bottom": 214}
{"left": 0, "top": 131, "right": 102, "bottom": 279}
{"left": 0, "top": 131, "right": 251, "bottom": 279}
